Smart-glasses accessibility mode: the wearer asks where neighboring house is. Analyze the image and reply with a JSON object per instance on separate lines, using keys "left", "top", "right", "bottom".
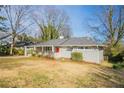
{"left": 25, "top": 37, "right": 105, "bottom": 64}
{"left": 0, "top": 31, "right": 33, "bottom": 47}
{"left": 16, "top": 41, "right": 34, "bottom": 48}
{"left": 0, "top": 31, "right": 11, "bottom": 45}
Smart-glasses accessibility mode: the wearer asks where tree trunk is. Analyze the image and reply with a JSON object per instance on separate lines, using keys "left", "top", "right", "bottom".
{"left": 10, "top": 37, "right": 15, "bottom": 55}
{"left": 10, "top": 44, "right": 13, "bottom": 55}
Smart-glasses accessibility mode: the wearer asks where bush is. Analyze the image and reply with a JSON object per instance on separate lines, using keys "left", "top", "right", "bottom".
{"left": 0, "top": 45, "right": 10, "bottom": 56}
{"left": 71, "top": 52, "right": 83, "bottom": 61}
{"left": 13, "top": 48, "right": 18, "bottom": 55}
{"left": 37, "top": 53, "right": 43, "bottom": 57}
{"left": 32, "top": 52, "right": 36, "bottom": 56}
{"left": 18, "top": 48, "right": 24, "bottom": 55}
{"left": 109, "top": 54, "right": 123, "bottom": 63}
{"left": 113, "top": 63, "right": 124, "bottom": 69}
{"left": 104, "top": 43, "right": 124, "bottom": 63}
{"left": 12, "top": 48, "right": 24, "bottom": 55}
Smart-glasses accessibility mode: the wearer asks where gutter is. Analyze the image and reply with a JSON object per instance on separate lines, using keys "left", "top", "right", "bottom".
{"left": 26, "top": 44, "right": 105, "bottom": 48}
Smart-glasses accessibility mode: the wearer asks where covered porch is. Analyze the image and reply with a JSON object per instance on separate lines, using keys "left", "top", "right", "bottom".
{"left": 24, "top": 45, "right": 56, "bottom": 57}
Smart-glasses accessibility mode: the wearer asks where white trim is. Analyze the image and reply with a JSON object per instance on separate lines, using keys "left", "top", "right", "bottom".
{"left": 26, "top": 44, "right": 105, "bottom": 48}
{"left": 54, "top": 45, "right": 105, "bottom": 47}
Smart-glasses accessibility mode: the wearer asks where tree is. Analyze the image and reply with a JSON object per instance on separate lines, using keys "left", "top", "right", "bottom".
{"left": 0, "top": 6, "right": 7, "bottom": 32}
{"left": 33, "top": 6, "right": 71, "bottom": 41}
{"left": 40, "top": 24, "right": 59, "bottom": 41}
{"left": 0, "top": 15, "right": 6, "bottom": 32}
{"left": 3, "top": 5, "right": 33, "bottom": 55}
{"left": 89, "top": 6, "right": 124, "bottom": 56}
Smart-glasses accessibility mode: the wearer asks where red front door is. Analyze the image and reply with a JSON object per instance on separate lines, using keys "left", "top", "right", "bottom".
{"left": 55, "top": 47, "right": 59, "bottom": 53}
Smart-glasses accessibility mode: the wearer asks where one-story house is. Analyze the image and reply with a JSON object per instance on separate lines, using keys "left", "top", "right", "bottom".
{"left": 24, "top": 37, "right": 105, "bottom": 64}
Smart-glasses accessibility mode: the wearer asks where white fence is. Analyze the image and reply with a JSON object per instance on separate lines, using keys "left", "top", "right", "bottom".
{"left": 54, "top": 48, "right": 71, "bottom": 59}
{"left": 54, "top": 48, "right": 104, "bottom": 64}
{"left": 82, "top": 49, "right": 103, "bottom": 64}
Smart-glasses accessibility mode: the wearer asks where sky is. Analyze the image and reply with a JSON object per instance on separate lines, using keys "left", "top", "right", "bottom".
{"left": 1, "top": 5, "right": 105, "bottom": 38}
{"left": 2, "top": 5, "right": 121, "bottom": 39}
{"left": 30, "top": 5, "right": 103, "bottom": 37}
{"left": 56, "top": 5, "right": 102, "bottom": 37}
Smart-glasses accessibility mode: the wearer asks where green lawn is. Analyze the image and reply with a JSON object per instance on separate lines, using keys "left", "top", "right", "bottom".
{"left": 0, "top": 57, "right": 124, "bottom": 88}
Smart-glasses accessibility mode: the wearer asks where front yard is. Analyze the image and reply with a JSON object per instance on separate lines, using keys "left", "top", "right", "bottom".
{"left": 0, "top": 57, "right": 124, "bottom": 88}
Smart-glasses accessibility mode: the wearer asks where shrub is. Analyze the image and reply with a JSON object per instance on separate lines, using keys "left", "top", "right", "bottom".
{"left": 18, "top": 48, "right": 24, "bottom": 55}
{"left": 71, "top": 52, "right": 83, "bottom": 61}
{"left": 37, "top": 53, "right": 43, "bottom": 57}
{"left": 112, "top": 63, "right": 124, "bottom": 69}
{"left": 32, "top": 53, "right": 36, "bottom": 57}
{"left": 104, "top": 44, "right": 124, "bottom": 63}
{"left": 13, "top": 48, "right": 18, "bottom": 55}
{"left": 0, "top": 45, "right": 10, "bottom": 56}
{"left": 32, "top": 52, "right": 36, "bottom": 56}
{"left": 109, "top": 54, "right": 123, "bottom": 63}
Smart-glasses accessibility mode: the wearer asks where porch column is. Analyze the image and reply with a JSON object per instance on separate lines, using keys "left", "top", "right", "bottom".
{"left": 41, "top": 46, "right": 43, "bottom": 54}
{"left": 97, "top": 45, "right": 99, "bottom": 49}
{"left": 41, "top": 46, "right": 43, "bottom": 53}
{"left": 33, "top": 45, "right": 36, "bottom": 51}
{"left": 52, "top": 45, "right": 54, "bottom": 57}
{"left": 24, "top": 46, "right": 27, "bottom": 56}
{"left": 52, "top": 45, "right": 54, "bottom": 52}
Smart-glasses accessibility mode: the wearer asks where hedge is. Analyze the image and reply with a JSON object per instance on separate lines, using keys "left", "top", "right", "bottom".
{"left": 71, "top": 52, "right": 83, "bottom": 61}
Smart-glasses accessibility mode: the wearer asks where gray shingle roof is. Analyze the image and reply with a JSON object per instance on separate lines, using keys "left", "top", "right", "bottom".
{"left": 37, "top": 38, "right": 68, "bottom": 46}
{"left": 28, "top": 37, "right": 104, "bottom": 47}
{"left": 60, "top": 37, "right": 98, "bottom": 46}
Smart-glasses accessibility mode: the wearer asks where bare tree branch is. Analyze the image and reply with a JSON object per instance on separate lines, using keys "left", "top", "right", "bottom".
{"left": 3, "top": 5, "right": 32, "bottom": 55}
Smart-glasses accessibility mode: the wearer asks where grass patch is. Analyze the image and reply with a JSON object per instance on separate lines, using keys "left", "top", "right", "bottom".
{"left": 75, "top": 73, "right": 124, "bottom": 88}
{"left": 31, "top": 73, "right": 54, "bottom": 87}
{"left": 0, "top": 70, "right": 55, "bottom": 88}
{"left": 0, "top": 57, "right": 124, "bottom": 87}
